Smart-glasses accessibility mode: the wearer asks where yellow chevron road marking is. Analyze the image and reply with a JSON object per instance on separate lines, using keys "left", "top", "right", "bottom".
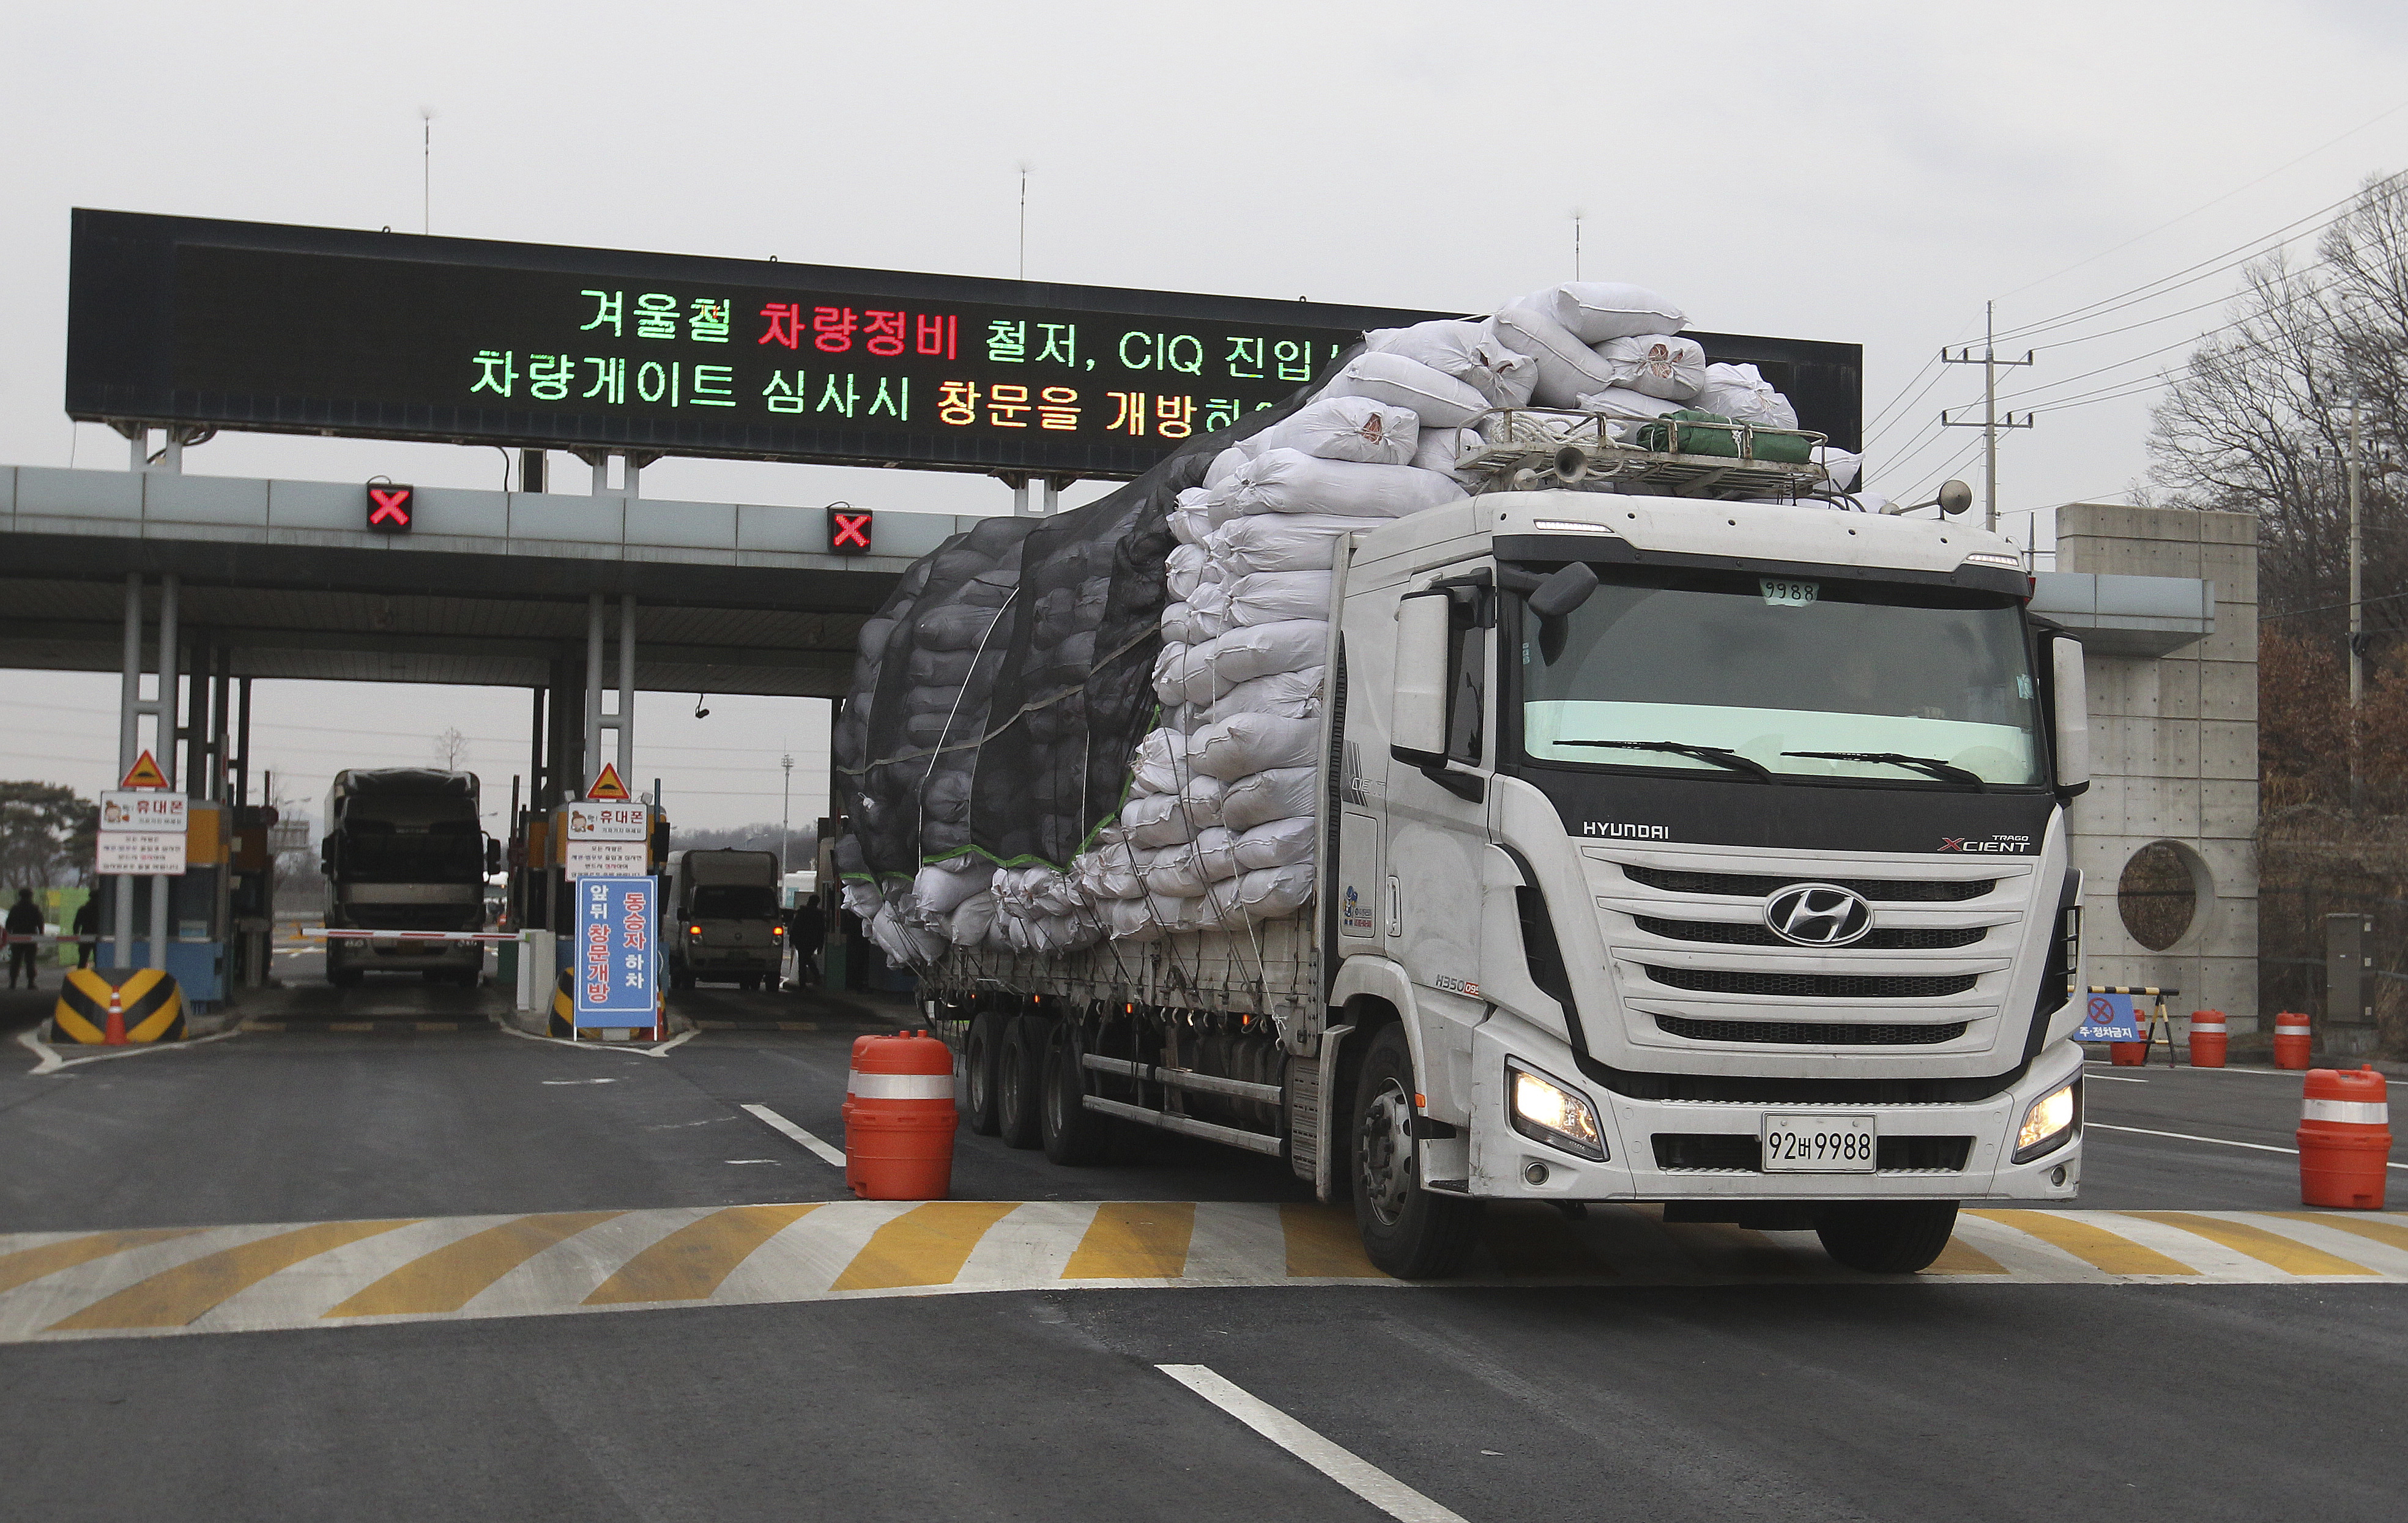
{"left": 1065, "top": 1203, "right": 1196, "bottom": 1280}
{"left": 0, "top": 1229, "right": 206, "bottom": 1296}
{"left": 327, "top": 1212, "right": 626, "bottom": 1317}
{"left": 585, "top": 1204, "right": 824, "bottom": 1305}
{"left": 47, "top": 1220, "right": 417, "bottom": 1331}
{"left": 5, "top": 1206, "right": 2405, "bottom": 1346}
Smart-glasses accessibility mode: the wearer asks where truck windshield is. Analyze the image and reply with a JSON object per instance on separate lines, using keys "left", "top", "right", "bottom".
{"left": 1517, "top": 565, "right": 2045, "bottom": 787}
{"left": 692, "top": 885, "right": 778, "bottom": 919}
{"left": 337, "top": 822, "right": 484, "bottom": 880}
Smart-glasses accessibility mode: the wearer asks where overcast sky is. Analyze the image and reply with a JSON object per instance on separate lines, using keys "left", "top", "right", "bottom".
{"left": 6, "top": 1, "right": 2407, "bottom": 826}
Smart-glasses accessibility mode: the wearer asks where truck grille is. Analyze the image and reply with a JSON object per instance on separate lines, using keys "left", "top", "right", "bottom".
{"left": 1652, "top": 1135, "right": 1973, "bottom": 1172}
{"left": 1622, "top": 866, "right": 1993, "bottom": 902}
{"left": 1632, "top": 915, "right": 1986, "bottom": 950}
{"left": 1642, "top": 966, "right": 1980, "bottom": 999}
{"left": 1655, "top": 1014, "right": 1969, "bottom": 1045}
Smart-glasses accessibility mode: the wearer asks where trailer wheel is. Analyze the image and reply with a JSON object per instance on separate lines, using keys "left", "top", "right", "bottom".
{"left": 1351, "top": 1025, "right": 1481, "bottom": 1278}
{"left": 963, "top": 1011, "right": 1006, "bottom": 1136}
{"left": 997, "top": 1013, "right": 1049, "bottom": 1150}
{"left": 1040, "top": 1023, "right": 1110, "bottom": 1166}
{"left": 1815, "top": 1201, "right": 1960, "bottom": 1274}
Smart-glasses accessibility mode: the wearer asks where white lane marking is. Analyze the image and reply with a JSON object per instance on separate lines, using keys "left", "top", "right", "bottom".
{"left": 740, "top": 1103, "right": 846, "bottom": 1168}
{"left": 1157, "top": 1364, "right": 1468, "bottom": 1523}
{"left": 543, "top": 1078, "right": 619, "bottom": 1086}
{"left": 2089, "top": 1120, "right": 2408, "bottom": 1171}
{"left": 2085, "top": 1073, "right": 2149, "bottom": 1084}
{"left": 17, "top": 1025, "right": 242, "bottom": 1075}
{"left": 2086, "top": 1061, "right": 2297, "bottom": 1079}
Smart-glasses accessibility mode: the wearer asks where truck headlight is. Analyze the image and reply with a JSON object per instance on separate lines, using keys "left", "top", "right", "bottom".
{"left": 1508, "top": 1061, "right": 1607, "bottom": 1162}
{"left": 2013, "top": 1078, "right": 2081, "bottom": 1163}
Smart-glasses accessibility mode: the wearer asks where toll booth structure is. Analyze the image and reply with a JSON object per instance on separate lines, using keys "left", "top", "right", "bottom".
{"left": 0, "top": 459, "right": 956, "bottom": 1007}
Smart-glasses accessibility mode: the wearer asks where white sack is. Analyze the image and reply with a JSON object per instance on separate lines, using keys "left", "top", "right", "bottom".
{"left": 1813, "top": 447, "right": 1862, "bottom": 491}
{"left": 1216, "top": 449, "right": 1467, "bottom": 524}
{"left": 1490, "top": 303, "right": 1619, "bottom": 408}
{"left": 1410, "top": 425, "right": 1480, "bottom": 477}
{"left": 1239, "top": 396, "right": 1419, "bottom": 465}
{"left": 1203, "top": 620, "right": 1327, "bottom": 687}
{"left": 1160, "top": 602, "right": 1198, "bottom": 645}
{"left": 1187, "top": 712, "right": 1323, "bottom": 781}
{"left": 1574, "top": 385, "right": 1687, "bottom": 421}
{"left": 1101, "top": 896, "right": 1162, "bottom": 941}
{"left": 1694, "top": 362, "right": 1798, "bottom": 429}
{"left": 1365, "top": 319, "right": 1539, "bottom": 407}
{"left": 1225, "top": 570, "right": 1333, "bottom": 626}
{"left": 945, "top": 892, "right": 997, "bottom": 947}
{"left": 1204, "top": 446, "right": 1250, "bottom": 489}
{"left": 912, "top": 861, "right": 990, "bottom": 916}
{"left": 1208, "top": 513, "right": 1366, "bottom": 573}
{"left": 1129, "top": 727, "right": 1191, "bottom": 796}
{"left": 1122, "top": 790, "right": 1197, "bottom": 848}
{"left": 1188, "top": 580, "right": 1232, "bottom": 641}
{"left": 1141, "top": 843, "right": 1213, "bottom": 898}
{"left": 1233, "top": 815, "right": 1318, "bottom": 871}
{"left": 1171, "top": 489, "right": 1214, "bottom": 548}
{"left": 1148, "top": 891, "right": 1219, "bottom": 935}
{"left": 1221, "top": 766, "right": 1319, "bottom": 832}
{"left": 1191, "top": 826, "right": 1243, "bottom": 883}
{"left": 1150, "top": 642, "right": 1195, "bottom": 708}
{"left": 1320, "top": 351, "right": 1493, "bottom": 429}
{"left": 1522, "top": 281, "right": 1687, "bottom": 344}
{"left": 1592, "top": 335, "right": 1707, "bottom": 402}
{"left": 1178, "top": 772, "right": 1227, "bottom": 831}
{"left": 1228, "top": 862, "right": 1316, "bottom": 921}
{"left": 1211, "top": 667, "right": 1325, "bottom": 721}
{"left": 1166, "top": 543, "right": 1208, "bottom": 602}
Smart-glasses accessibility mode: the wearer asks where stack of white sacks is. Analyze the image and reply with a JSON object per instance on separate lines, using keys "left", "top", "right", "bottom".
{"left": 888, "top": 281, "right": 1825, "bottom": 957}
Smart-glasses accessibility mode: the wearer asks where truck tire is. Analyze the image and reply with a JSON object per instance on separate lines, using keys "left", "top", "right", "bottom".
{"left": 1351, "top": 1024, "right": 1481, "bottom": 1278}
{"left": 740, "top": 976, "right": 761, "bottom": 993}
{"left": 963, "top": 1011, "right": 1005, "bottom": 1136}
{"left": 997, "top": 1013, "right": 1049, "bottom": 1151}
{"left": 1815, "top": 1201, "right": 1960, "bottom": 1274}
{"left": 327, "top": 956, "right": 362, "bottom": 989}
{"left": 1040, "top": 1023, "right": 1111, "bottom": 1166}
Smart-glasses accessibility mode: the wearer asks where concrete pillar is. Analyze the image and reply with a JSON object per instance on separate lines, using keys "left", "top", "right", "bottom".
{"left": 114, "top": 574, "right": 141, "bottom": 968}
{"left": 583, "top": 594, "right": 605, "bottom": 795}
{"left": 149, "top": 574, "right": 179, "bottom": 973}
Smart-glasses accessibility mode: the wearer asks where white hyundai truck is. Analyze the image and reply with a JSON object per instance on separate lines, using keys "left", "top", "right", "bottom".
{"left": 877, "top": 413, "right": 2089, "bottom": 1279}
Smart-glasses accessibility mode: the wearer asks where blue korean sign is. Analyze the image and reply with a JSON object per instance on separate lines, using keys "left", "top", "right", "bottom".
{"left": 574, "top": 875, "right": 656, "bottom": 1028}
{"left": 2076, "top": 990, "right": 2142, "bottom": 1042}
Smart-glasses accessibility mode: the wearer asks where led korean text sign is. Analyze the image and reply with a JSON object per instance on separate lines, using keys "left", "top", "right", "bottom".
{"left": 70, "top": 211, "right": 1553, "bottom": 480}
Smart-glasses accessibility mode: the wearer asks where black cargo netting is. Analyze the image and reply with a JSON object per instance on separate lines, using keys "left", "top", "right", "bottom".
{"left": 833, "top": 366, "right": 1342, "bottom": 900}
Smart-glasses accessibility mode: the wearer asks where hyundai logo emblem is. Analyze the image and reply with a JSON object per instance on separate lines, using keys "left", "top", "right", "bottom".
{"left": 1764, "top": 883, "right": 1873, "bottom": 946}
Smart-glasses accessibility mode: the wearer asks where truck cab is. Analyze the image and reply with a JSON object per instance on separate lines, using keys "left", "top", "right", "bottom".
{"left": 663, "top": 849, "right": 785, "bottom": 991}
{"left": 1327, "top": 489, "right": 2088, "bottom": 1272}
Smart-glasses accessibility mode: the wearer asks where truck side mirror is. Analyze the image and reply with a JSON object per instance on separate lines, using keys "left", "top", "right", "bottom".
{"left": 319, "top": 840, "right": 336, "bottom": 877}
{"left": 1392, "top": 590, "right": 1451, "bottom": 758}
{"left": 2051, "top": 636, "right": 2089, "bottom": 796}
{"left": 485, "top": 837, "right": 502, "bottom": 875}
{"left": 1526, "top": 562, "right": 1599, "bottom": 663}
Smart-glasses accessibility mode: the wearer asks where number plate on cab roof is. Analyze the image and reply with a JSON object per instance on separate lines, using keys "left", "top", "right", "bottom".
{"left": 1761, "top": 1114, "right": 1875, "bottom": 1172}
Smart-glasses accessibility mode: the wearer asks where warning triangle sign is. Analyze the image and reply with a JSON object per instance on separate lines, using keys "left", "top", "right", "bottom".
{"left": 119, "top": 750, "right": 168, "bottom": 790}
{"left": 585, "top": 763, "right": 631, "bottom": 802}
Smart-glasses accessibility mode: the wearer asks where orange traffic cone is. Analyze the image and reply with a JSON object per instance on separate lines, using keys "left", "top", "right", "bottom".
{"left": 102, "top": 985, "right": 127, "bottom": 1046}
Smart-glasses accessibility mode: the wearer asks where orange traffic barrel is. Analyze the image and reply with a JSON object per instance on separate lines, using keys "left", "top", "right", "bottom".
{"left": 841, "top": 1029, "right": 959, "bottom": 1200}
{"left": 2297, "top": 1065, "right": 2391, "bottom": 1210}
{"left": 2109, "top": 1037, "right": 2147, "bottom": 1067}
{"left": 2187, "top": 1010, "right": 2228, "bottom": 1069}
{"left": 2273, "top": 1012, "right": 2313, "bottom": 1070}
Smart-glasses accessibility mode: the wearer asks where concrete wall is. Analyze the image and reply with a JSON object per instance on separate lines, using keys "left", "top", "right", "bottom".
{"left": 2057, "top": 503, "right": 2259, "bottom": 1029}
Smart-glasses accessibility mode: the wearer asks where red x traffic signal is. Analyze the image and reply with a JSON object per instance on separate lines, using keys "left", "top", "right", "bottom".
{"left": 828, "top": 508, "right": 873, "bottom": 554}
{"left": 366, "top": 484, "right": 415, "bottom": 533}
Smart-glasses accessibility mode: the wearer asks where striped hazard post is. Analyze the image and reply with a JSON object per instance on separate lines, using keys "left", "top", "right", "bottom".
{"left": 2297, "top": 1066, "right": 2390, "bottom": 1210}
{"left": 49, "top": 968, "right": 184, "bottom": 1046}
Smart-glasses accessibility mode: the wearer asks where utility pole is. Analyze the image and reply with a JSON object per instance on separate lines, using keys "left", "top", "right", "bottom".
{"left": 1941, "top": 301, "right": 2036, "bottom": 532}
{"left": 2347, "top": 400, "right": 2365, "bottom": 807}
{"left": 780, "top": 751, "right": 795, "bottom": 875}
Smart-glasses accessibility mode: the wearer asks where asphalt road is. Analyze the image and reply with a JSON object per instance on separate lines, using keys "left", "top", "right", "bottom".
{"left": 2, "top": 988, "right": 2401, "bottom": 1522}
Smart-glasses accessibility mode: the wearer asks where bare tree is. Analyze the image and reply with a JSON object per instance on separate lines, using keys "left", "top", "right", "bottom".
{"left": 0, "top": 782, "right": 97, "bottom": 888}
{"left": 432, "top": 726, "right": 470, "bottom": 771}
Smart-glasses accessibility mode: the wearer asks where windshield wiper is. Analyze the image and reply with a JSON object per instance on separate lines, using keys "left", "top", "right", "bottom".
{"left": 1560, "top": 739, "right": 1776, "bottom": 781}
{"left": 1782, "top": 750, "right": 1988, "bottom": 790}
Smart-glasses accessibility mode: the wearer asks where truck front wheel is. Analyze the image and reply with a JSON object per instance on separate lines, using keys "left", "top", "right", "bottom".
{"left": 996, "top": 1013, "right": 1049, "bottom": 1150}
{"left": 1815, "top": 1201, "right": 1960, "bottom": 1274}
{"left": 1351, "top": 1025, "right": 1481, "bottom": 1279}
